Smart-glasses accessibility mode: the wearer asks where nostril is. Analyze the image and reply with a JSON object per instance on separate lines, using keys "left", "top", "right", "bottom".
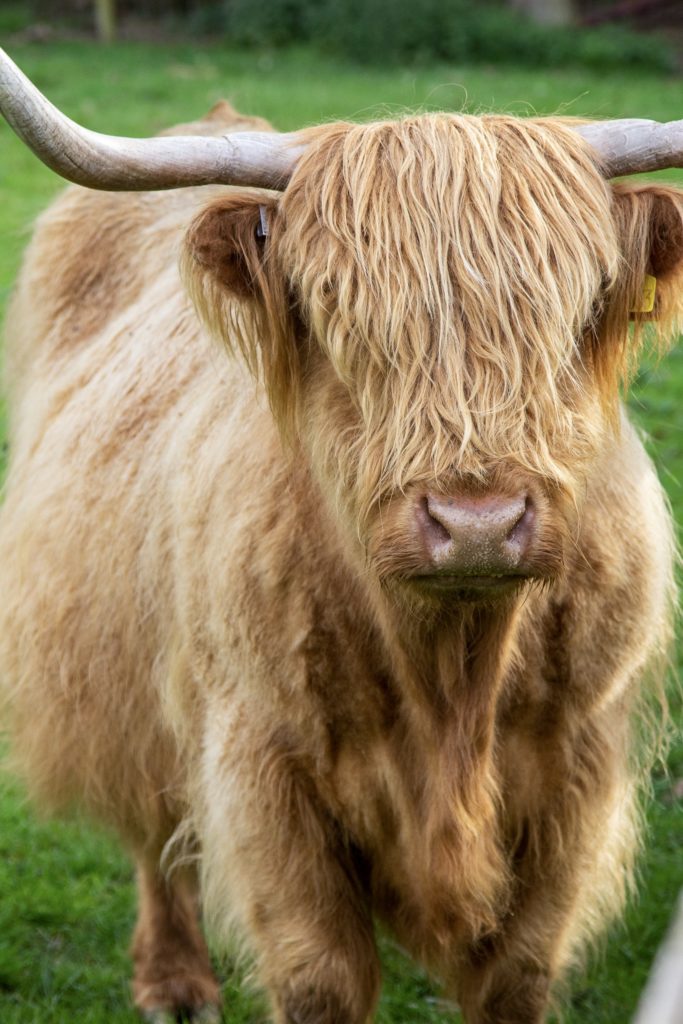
{"left": 417, "top": 491, "right": 537, "bottom": 575}
{"left": 422, "top": 496, "right": 453, "bottom": 546}
{"left": 505, "top": 495, "right": 535, "bottom": 553}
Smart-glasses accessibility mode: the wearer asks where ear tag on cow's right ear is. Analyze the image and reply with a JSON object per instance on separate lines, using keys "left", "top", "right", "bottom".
{"left": 631, "top": 274, "right": 657, "bottom": 315}
{"left": 256, "top": 205, "right": 270, "bottom": 240}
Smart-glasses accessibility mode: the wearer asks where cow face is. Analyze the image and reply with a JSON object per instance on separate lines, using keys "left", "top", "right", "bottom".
{"left": 186, "top": 115, "right": 683, "bottom": 604}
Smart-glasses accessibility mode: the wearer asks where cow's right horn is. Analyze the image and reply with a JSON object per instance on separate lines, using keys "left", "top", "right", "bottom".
{"left": 0, "top": 48, "right": 304, "bottom": 192}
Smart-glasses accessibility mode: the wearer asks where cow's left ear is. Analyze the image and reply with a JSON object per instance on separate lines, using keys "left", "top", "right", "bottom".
{"left": 610, "top": 183, "right": 683, "bottom": 330}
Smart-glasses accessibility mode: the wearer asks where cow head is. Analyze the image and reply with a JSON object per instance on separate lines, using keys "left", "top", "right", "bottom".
{"left": 185, "top": 116, "right": 683, "bottom": 605}
{"left": 2, "top": 51, "right": 683, "bottom": 608}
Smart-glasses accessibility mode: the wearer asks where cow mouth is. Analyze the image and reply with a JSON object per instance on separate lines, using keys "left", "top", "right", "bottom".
{"left": 406, "top": 572, "right": 529, "bottom": 593}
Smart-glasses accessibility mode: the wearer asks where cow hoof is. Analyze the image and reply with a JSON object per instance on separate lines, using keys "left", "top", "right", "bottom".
{"left": 141, "top": 1011, "right": 177, "bottom": 1024}
{"left": 192, "top": 1008, "right": 222, "bottom": 1023}
{"left": 141, "top": 1007, "right": 221, "bottom": 1024}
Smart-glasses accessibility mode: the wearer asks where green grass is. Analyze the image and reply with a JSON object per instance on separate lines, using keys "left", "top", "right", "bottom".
{"left": 0, "top": 36, "right": 682, "bottom": 1024}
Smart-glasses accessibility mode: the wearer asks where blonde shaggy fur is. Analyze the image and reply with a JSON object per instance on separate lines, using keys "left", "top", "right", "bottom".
{"left": 1, "top": 102, "right": 682, "bottom": 1023}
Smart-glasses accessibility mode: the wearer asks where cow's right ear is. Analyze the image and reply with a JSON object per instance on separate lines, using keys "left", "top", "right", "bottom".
{"left": 182, "top": 190, "right": 292, "bottom": 368}
{"left": 183, "top": 192, "right": 302, "bottom": 436}
{"left": 184, "top": 192, "right": 280, "bottom": 302}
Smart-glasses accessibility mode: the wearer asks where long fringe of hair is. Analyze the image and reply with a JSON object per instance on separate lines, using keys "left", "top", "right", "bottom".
{"left": 185, "top": 114, "right": 683, "bottom": 531}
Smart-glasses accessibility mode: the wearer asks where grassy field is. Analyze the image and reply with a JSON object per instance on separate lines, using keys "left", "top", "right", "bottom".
{"left": 0, "top": 32, "right": 682, "bottom": 1024}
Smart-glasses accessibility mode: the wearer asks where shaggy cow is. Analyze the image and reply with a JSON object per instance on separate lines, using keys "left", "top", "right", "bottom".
{"left": 1, "top": 52, "right": 682, "bottom": 1024}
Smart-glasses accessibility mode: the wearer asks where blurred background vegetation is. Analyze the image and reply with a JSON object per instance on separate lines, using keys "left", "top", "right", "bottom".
{"left": 0, "top": 0, "right": 680, "bottom": 72}
{"left": 0, "top": 2, "right": 682, "bottom": 1023}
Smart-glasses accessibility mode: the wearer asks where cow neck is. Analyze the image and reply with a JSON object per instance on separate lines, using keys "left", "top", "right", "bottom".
{"left": 359, "top": 596, "right": 523, "bottom": 950}
{"left": 380, "top": 598, "right": 523, "bottom": 837}
{"left": 376, "top": 594, "right": 522, "bottom": 724}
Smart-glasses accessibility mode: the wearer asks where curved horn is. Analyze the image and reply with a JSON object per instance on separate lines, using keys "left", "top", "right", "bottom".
{"left": 0, "top": 48, "right": 304, "bottom": 191}
{"left": 575, "top": 119, "right": 683, "bottom": 178}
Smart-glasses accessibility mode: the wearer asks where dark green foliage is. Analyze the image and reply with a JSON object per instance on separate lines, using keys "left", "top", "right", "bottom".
{"left": 203, "top": 0, "right": 675, "bottom": 74}
{"left": 6, "top": 0, "right": 677, "bottom": 74}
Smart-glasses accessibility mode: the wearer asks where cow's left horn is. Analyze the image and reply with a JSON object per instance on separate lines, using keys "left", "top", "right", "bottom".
{"left": 0, "top": 48, "right": 304, "bottom": 191}
{"left": 574, "top": 119, "right": 683, "bottom": 177}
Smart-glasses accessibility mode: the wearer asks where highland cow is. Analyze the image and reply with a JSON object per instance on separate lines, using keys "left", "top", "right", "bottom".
{"left": 1, "top": 51, "right": 682, "bottom": 1024}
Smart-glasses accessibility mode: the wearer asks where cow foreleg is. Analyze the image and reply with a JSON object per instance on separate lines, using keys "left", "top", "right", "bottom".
{"left": 457, "top": 940, "right": 553, "bottom": 1024}
{"left": 454, "top": 716, "right": 634, "bottom": 1024}
{"left": 131, "top": 857, "right": 221, "bottom": 1021}
{"left": 454, "top": 848, "right": 575, "bottom": 1024}
{"left": 454, "top": 835, "right": 586, "bottom": 1024}
{"left": 199, "top": 714, "right": 381, "bottom": 1024}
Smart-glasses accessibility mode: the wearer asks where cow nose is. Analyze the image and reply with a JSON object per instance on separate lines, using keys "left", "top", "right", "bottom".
{"left": 418, "top": 492, "right": 535, "bottom": 577}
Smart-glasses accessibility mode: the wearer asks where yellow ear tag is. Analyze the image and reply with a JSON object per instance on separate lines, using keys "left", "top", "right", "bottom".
{"left": 631, "top": 274, "right": 657, "bottom": 314}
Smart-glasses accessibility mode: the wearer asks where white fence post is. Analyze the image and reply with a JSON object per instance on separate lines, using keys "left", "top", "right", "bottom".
{"left": 633, "top": 890, "right": 683, "bottom": 1024}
